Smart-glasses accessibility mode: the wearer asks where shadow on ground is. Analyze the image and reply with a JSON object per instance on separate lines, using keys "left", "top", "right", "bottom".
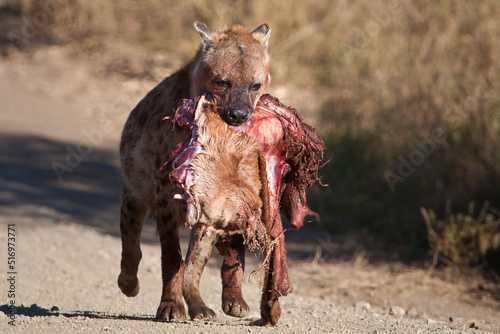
{"left": 0, "top": 303, "right": 154, "bottom": 321}
{"left": 0, "top": 133, "right": 335, "bottom": 261}
{"left": 0, "top": 133, "right": 131, "bottom": 237}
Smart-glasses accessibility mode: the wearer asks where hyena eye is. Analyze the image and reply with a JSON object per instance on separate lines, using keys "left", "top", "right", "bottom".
{"left": 214, "top": 79, "right": 230, "bottom": 88}
{"left": 251, "top": 83, "right": 262, "bottom": 91}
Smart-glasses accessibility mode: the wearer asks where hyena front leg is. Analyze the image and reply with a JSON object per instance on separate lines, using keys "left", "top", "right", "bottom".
{"left": 156, "top": 211, "right": 187, "bottom": 321}
{"left": 118, "top": 186, "right": 146, "bottom": 297}
{"left": 183, "top": 224, "right": 218, "bottom": 320}
{"left": 219, "top": 234, "right": 249, "bottom": 318}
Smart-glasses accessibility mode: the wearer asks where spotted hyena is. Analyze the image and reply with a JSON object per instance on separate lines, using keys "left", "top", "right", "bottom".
{"left": 118, "top": 22, "right": 271, "bottom": 322}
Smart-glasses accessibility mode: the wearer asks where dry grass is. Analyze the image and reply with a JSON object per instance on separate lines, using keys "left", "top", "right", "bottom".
{"left": 422, "top": 201, "right": 500, "bottom": 270}
{"left": 3, "top": 0, "right": 500, "bottom": 264}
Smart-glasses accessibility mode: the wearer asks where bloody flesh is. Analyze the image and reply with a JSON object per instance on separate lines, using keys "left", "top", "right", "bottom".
{"left": 230, "top": 94, "right": 324, "bottom": 231}
{"left": 163, "top": 94, "right": 324, "bottom": 231}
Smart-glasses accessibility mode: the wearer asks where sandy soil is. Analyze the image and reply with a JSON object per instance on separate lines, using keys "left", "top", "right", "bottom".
{"left": 0, "top": 46, "right": 499, "bottom": 333}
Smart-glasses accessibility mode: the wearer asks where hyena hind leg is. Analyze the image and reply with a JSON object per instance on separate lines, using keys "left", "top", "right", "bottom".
{"left": 156, "top": 213, "right": 187, "bottom": 321}
{"left": 117, "top": 186, "right": 146, "bottom": 297}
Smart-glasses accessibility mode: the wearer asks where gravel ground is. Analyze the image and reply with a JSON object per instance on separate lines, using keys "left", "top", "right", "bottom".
{"left": 0, "top": 216, "right": 496, "bottom": 334}
{"left": 0, "top": 46, "right": 499, "bottom": 333}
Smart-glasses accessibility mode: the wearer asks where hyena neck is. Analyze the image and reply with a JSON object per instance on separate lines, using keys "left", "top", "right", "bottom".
{"left": 172, "top": 65, "right": 196, "bottom": 102}
{"left": 159, "top": 50, "right": 202, "bottom": 104}
{"left": 188, "top": 49, "right": 204, "bottom": 99}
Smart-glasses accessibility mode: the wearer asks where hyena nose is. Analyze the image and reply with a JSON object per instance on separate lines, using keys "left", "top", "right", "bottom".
{"left": 227, "top": 109, "right": 250, "bottom": 125}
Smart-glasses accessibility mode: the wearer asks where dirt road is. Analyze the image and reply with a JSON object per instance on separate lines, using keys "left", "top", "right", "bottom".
{"left": 0, "top": 46, "right": 499, "bottom": 333}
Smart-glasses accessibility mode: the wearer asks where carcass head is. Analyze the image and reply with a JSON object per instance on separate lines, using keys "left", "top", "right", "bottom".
{"left": 189, "top": 127, "right": 264, "bottom": 232}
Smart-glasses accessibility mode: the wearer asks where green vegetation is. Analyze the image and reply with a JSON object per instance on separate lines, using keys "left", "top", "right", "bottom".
{"left": 4, "top": 0, "right": 500, "bottom": 267}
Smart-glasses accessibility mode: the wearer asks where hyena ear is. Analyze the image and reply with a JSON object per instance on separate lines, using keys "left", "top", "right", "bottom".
{"left": 194, "top": 21, "right": 214, "bottom": 49}
{"left": 252, "top": 23, "right": 271, "bottom": 49}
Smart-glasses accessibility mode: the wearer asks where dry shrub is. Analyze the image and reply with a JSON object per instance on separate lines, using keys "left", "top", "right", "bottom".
{"left": 421, "top": 202, "right": 500, "bottom": 270}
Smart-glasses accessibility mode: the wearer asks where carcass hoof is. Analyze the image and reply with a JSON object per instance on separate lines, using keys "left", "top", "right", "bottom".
{"left": 261, "top": 298, "right": 281, "bottom": 326}
{"left": 117, "top": 273, "right": 140, "bottom": 297}
{"left": 222, "top": 288, "right": 249, "bottom": 318}
{"left": 188, "top": 304, "right": 216, "bottom": 321}
{"left": 156, "top": 300, "right": 187, "bottom": 321}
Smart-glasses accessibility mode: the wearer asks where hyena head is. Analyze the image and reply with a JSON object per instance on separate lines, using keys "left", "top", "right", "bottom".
{"left": 191, "top": 21, "right": 271, "bottom": 126}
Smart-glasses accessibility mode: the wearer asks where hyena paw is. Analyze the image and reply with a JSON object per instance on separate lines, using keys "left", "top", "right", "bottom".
{"left": 188, "top": 304, "right": 216, "bottom": 321}
{"left": 222, "top": 288, "right": 249, "bottom": 318}
{"left": 156, "top": 300, "right": 187, "bottom": 321}
{"left": 117, "top": 273, "right": 140, "bottom": 297}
